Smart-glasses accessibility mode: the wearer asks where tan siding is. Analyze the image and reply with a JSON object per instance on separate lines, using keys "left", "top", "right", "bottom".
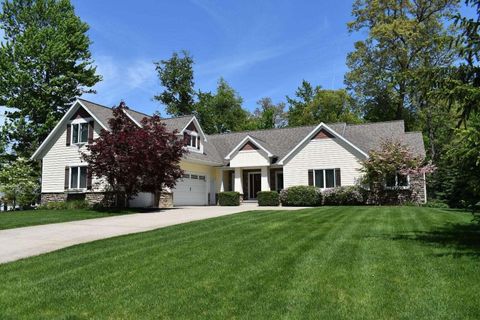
{"left": 283, "top": 139, "right": 363, "bottom": 188}
{"left": 42, "top": 122, "right": 104, "bottom": 193}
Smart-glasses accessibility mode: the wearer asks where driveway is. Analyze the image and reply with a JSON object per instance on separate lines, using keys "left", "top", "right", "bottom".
{"left": 0, "top": 203, "right": 302, "bottom": 264}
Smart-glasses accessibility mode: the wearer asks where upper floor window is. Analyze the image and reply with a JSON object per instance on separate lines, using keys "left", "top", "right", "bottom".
{"left": 72, "top": 123, "right": 89, "bottom": 144}
{"left": 308, "top": 168, "right": 341, "bottom": 189}
{"left": 385, "top": 172, "right": 409, "bottom": 188}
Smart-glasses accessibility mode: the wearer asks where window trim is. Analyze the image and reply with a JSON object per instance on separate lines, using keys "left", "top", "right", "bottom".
{"left": 385, "top": 172, "right": 410, "bottom": 190}
{"left": 310, "top": 168, "right": 341, "bottom": 189}
{"left": 69, "top": 165, "right": 88, "bottom": 191}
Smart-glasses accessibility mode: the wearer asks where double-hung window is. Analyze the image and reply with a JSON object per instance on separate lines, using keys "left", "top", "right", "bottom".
{"left": 70, "top": 166, "right": 88, "bottom": 189}
{"left": 385, "top": 172, "right": 409, "bottom": 189}
{"left": 309, "top": 169, "right": 341, "bottom": 189}
{"left": 72, "top": 123, "right": 89, "bottom": 144}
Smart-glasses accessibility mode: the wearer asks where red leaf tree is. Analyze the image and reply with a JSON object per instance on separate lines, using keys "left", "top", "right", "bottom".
{"left": 82, "top": 102, "right": 186, "bottom": 207}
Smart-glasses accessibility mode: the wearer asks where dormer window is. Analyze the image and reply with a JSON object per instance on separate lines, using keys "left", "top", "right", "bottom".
{"left": 184, "top": 131, "right": 200, "bottom": 150}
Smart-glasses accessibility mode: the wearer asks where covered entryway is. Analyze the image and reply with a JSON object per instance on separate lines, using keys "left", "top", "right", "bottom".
{"left": 173, "top": 172, "right": 208, "bottom": 206}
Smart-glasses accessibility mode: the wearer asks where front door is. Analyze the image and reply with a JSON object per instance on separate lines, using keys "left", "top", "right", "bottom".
{"left": 249, "top": 173, "right": 261, "bottom": 199}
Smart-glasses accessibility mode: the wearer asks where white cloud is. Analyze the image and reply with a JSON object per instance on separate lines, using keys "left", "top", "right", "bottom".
{"left": 88, "top": 56, "right": 157, "bottom": 104}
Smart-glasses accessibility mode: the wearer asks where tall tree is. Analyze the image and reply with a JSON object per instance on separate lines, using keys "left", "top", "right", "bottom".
{"left": 196, "top": 78, "right": 250, "bottom": 134}
{"left": 345, "top": 0, "right": 459, "bottom": 130}
{"left": 251, "top": 98, "right": 287, "bottom": 130}
{"left": 154, "top": 50, "right": 196, "bottom": 116}
{"left": 0, "top": 0, "right": 101, "bottom": 158}
{"left": 286, "top": 80, "right": 361, "bottom": 127}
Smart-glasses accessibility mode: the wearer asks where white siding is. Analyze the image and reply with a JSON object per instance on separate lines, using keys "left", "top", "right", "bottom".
{"left": 41, "top": 122, "right": 103, "bottom": 193}
{"left": 283, "top": 138, "right": 364, "bottom": 188}
{"left": 230, "top": 150, "right": 269, "bottom": 168}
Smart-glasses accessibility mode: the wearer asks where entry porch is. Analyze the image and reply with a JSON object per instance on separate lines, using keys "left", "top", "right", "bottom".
{"left": 219, "top": 167, "right": 284, "bottom": 200}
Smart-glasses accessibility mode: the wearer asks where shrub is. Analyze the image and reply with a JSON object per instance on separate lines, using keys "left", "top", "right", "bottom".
{"left": 323, "top": 186, "right": 364, "bottom": 205}
{"left": 421, "top": 199, "right": 449, "bottom": 209}
{"left": 280, "top": 186, "right": 322, "bottom": 206}
{"left": 218, "top": 192, "right": 240, "bottom": 206}
{"left": 257, "top": 191, "right": 280, "bottom": 206}
{"left": 38, "top": 200, "right": 90, "bottom": 210}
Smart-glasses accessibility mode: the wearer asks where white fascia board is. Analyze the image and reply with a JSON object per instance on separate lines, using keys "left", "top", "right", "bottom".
{"left": 30, "top": 99, "right": 109, "bottom": 161}
{"left": 277, "top": 122, "right": 369, "bottom": 165}
{"left": 122, "top": 109, "right": 142, "bottom": 127}
{"left": 180, "top": 116, "right": 207, "bottom": 142}
{"left": 224, "top": 135, "right": 274, "bottom": 160}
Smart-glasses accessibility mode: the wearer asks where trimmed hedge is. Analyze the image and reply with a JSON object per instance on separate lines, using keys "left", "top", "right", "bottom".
{"left": 280, "top": 186, "right": 322, "bottom": 206}
{"left": 218, "top": 192, "right": 240, "bottom": 206}
{"left": 257, "top": 191, "right": 280, "bottom": 206}
{"left": 323, "top": 186, "right": 364, "bottom": 205}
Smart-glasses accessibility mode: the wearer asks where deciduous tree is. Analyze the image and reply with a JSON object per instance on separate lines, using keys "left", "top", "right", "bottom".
{"left": 82, "top": 103, "right": 186, "bottom": 207}
{"left": 0, "top": 158, "right": 39, "bottom": 209}
{"left": 286, "top": 80, "right": 361, "bottom": 126}
{"left": 154, "top": 50, "right": 196, "bottom": 116}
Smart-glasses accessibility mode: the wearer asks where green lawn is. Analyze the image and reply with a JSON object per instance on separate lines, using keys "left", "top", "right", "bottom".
{"left": 1, "top": 206, "right": 479, "bottom": 319}
{"left": 0, "top": 208, "right": 135, "bottom": 230}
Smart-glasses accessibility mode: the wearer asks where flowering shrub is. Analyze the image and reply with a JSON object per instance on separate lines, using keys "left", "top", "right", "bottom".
{"left": 360, "top": 140, "right": 436, "bottom": 205}
{"left": 323, "top": 186, "right": 364, "bottom": 205}
{"left": 280, "top": 186, "right": 322, "bottom": 206}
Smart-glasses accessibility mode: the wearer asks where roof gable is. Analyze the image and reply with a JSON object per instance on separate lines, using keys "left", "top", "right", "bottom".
{"left": 31, "top": 100, "right": 108, "bottom": 160}
{"left": 224, "top": 135, "right": 274, "bottom": 161}
{"left": 277, "top": 123, "right": 369, "bottom": 165}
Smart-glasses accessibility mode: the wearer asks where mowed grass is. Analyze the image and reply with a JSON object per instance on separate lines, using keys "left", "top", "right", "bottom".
{"left": 0, "top": 208, "right": 135, "bottom": 230}
{"left": 1, "top": 207, "right": 479, "bottom": 319}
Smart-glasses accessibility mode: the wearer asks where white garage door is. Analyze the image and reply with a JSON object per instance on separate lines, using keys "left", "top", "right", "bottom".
{"left": 173, "top": 173, "right": 208, "bottom": 206}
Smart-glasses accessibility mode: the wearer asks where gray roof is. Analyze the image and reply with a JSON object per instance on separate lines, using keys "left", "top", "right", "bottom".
{"left": 78, "top": 98, "right": 425, "bottom": 166}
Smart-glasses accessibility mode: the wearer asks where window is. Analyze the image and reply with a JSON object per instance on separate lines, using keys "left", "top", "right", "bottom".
{"left": 309, "top": 169, "right": 341, "bottom": 189}
{"left": 72, "top": 123, "right": 89, "bottom": 144}
{"left": 184, "top": 132, "right": 201, "bottom": 150}
{"left": 385, "top": 172, "right": 409, "bottom": 188}
{"left": 199, "top": 175, "right": 206, "bottom": 181}
{"left": 70, "top": 166, "right": 87, "bottom": 189}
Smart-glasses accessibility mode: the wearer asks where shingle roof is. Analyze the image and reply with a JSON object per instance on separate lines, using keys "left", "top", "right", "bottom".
{"left": 78, "top": 98, "right": 426, "bottom": 166}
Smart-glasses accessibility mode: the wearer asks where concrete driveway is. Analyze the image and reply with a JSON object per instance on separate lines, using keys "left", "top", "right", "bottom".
{"left": 0, "top": 203, "right": 303, "bottom": 264}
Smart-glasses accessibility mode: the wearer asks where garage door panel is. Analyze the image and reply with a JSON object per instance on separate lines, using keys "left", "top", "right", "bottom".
{"left": 173, "top": 172, "right": 207, "bottom": 206}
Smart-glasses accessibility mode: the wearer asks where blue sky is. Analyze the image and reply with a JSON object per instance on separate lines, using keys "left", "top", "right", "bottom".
{"left": 74, "top": 0, "right": 362, "bottom": 116}
{"left": 0, "top": 1, "right": 476, "bottom": 122}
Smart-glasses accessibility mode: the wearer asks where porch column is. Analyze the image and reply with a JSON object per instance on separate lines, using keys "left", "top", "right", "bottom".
{"left": 261, "top": 166, "right": 270, "bottom": 191}
{"left": 234, "top": 168, "right": 243, "bottom": 194}
{"left": 219, "top": 170, "right": 225, "bottom": 192}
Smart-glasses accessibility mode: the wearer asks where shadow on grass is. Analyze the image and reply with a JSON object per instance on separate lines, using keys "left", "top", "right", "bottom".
{"left": 391, "top": 222, "right": 480, "bottom": 258}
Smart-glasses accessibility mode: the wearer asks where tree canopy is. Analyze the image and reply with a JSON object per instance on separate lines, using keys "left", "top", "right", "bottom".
{"left": 0, "top": 0, "right": 100, "bottom": 158}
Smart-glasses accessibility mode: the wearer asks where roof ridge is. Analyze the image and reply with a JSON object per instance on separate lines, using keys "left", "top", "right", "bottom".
{"left": 345, "top": 119, "right": 405, "bottom": 128}
{"left": 207, "top": 124, "right": 317, "bottom": 137}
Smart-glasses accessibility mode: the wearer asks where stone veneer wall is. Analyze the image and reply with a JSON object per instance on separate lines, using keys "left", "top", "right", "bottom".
{"left": 157, "top": 192, "right": 173, "bottom": 208}
{"left": 41, "top": 193, "right": 67, "bottom": 204}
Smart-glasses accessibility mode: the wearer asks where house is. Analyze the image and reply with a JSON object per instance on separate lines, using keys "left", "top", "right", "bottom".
{"left": 31, "top": 98, "right": 427, "bottom": 207}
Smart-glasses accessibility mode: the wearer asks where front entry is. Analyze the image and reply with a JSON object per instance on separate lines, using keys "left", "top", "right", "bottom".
{"left": 248, "top": 172, "right": 261, "bottom": 199}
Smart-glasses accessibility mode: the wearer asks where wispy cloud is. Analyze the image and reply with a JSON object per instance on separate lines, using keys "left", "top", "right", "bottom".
{"left": 85, "top": 56, "right": 158, "bottom": 107}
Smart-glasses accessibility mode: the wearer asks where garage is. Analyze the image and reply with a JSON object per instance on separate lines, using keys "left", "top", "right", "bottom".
{"left": 173, "top": 172, "right": 208, "bottom": 206}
